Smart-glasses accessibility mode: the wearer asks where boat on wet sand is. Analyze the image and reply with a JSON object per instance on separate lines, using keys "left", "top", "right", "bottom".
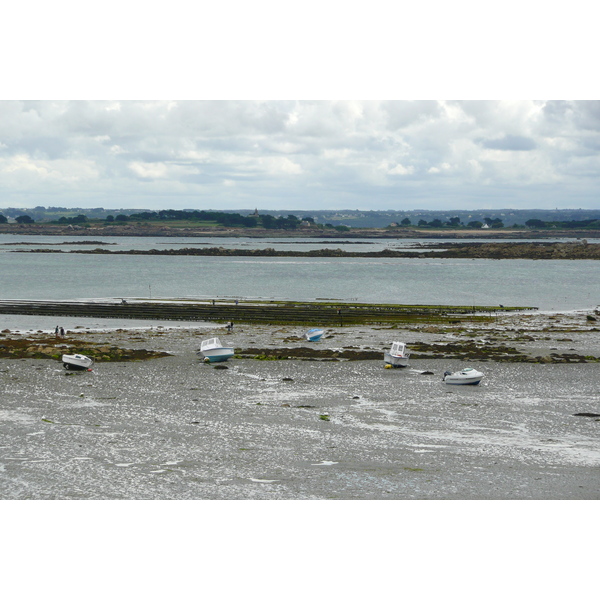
{"left": 198, "top": 337, "right": 234, "bottom": 363}
{"left": 304, "top": 328, "right": 325, "bottom": 342}
{"left": 62, "top": 353, "right": 94, "bottom": 370}
{"left": 443, "top": 367, "right": 484, "bottom": 385}
{"left": 384, "top": 341, "right": 410, "bottom": 367}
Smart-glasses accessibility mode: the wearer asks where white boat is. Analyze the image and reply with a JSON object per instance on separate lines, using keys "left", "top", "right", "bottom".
{"left": 384, "top": 341, "right": 410, "bottom": 367}
{"left": 198, "top": 337, "right": 234, "bottom": 363}
{"left": 62, "top": 353, "right": 94, "bottom": 370}
{"left": 304, "top": 328, "right": 325, "bottom": 342}
{"left": 443, "top": 367, "right": 484, "bottom": 385}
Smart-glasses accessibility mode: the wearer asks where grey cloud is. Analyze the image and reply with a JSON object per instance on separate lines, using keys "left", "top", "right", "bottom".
{"left": 381, "top": 101, "right": 442, "bottom": 130}
{"left": 571, "top": 101, "right": 600, "bottom": 131}
{"left": 10, "top": 136, "right": 71, "bottom": 160}
{"left": 542, "top": 101, "right": 600, "bottom": 130}
{"left": 451, "top": 101, "right": 522, "bottom": 126}
{"left": 542, "top": 100, "right": 573, "bottom": 122}
{"left": 480, "top": 135, "right": 537, "bottom": 151}
{"left": 161, "top": 101, "right": 292, "bottom": 136}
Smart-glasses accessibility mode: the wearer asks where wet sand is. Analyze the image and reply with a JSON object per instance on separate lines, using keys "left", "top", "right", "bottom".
{"left": 1, "top": 312, "right": 599, "bottom": 499}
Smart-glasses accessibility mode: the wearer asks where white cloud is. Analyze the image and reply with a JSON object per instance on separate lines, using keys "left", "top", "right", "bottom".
{"left": 380, "top": 162, "right": 414, "bottom": 176}
{"left": 0, "top": 154, "right": 99, "bottom": 183}
{"left": 128, "top": 161, "right": 169, "bottom": 179}
{"left": 428, "top": 163, "right": 452, "bottom": 174}
{"left": 257, "top": 156, "right": 302, "bottom": 175}
{"left": 128, "top": 161, "right": 200, "bottom": 180}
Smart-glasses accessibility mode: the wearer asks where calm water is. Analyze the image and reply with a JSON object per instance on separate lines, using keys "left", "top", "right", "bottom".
{"left": 0, "top": 234, "right": 598, "bottom": 311}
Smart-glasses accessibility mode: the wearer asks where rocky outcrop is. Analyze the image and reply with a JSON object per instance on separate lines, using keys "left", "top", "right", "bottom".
{"left": 235, "top": 342, "right": 600, "bottom": 363}
{"left": 428, "top": 241, "right": 600, "bottom": 260}
{"left": 235, "top": 347, "right": 382, "bottom": 361}
{"left": 0, "top": 335, "right": 171, "bottom": 362}
{"left": 19, "top": 241, "right": 600, "bottom": 259}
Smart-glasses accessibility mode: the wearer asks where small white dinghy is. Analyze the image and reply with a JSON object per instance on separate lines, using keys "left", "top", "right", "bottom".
{"left": 62, "top": 353, "right": 94, "bottom": 371}
{"left": 304, "top": 328, "right": 325, "bottom": 342}
{"left": 198, "top": 337, "right": 234, "bottom": 363}
{"left": 443, "top": 367, "right": 484, "bottom": 385}
{"left": 384, "top": 341, "right": 410, "bottom": 367}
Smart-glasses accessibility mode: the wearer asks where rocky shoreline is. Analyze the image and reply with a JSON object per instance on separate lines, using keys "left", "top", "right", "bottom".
{"left": 0, "top": 331, "right": 170, "bottom": 363}
{"left": 420, "top": 241, "right": 600, "bottom": 259}
{"left": 2, "top": 308, "right": 599, "bottom": 366}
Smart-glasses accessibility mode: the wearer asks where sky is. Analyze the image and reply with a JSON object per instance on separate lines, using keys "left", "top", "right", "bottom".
{"left": 1, "top": 2, "right": 599, "bottom": 213}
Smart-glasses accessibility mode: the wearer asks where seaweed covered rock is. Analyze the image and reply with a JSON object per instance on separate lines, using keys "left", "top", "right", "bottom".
{"left": 0, "top": 335, "right": 171, "bottom": 362}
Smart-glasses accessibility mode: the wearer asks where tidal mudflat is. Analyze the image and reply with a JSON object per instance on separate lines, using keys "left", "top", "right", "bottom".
{"left": 1, "top": 311, "right": 599, "bottom": 500}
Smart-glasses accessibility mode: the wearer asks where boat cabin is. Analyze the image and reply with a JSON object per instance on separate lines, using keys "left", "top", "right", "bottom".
{"left": 201, "top": 337, "right": 223, "bottom": 351}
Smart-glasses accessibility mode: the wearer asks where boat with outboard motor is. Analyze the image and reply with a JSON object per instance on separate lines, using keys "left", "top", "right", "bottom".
{"left": 442, "top": 367, "right": 484, "bottom": 385}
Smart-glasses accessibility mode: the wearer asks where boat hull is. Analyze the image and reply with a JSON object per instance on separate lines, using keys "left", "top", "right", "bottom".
{"left": 62, "top": 354, "right": 94, "bottom": 370}
{"left": 199, "top": 348, "right": 234, "bottom": 363}
{"left": 443, "top": 368, "right": 484, "bottom": 385}
{"left": 384, "top": 352, "right": 410, "bottom": 367}
{"left": 443, "top": 376, "right": 483, "bottom": 385}
{"left": 304, "top": 328, "right": 325, "bottom": 342}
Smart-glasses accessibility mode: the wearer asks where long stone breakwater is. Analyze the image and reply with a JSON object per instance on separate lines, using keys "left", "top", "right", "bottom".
{"left": 0, "top": 300, "right": 535, "bottom": 326}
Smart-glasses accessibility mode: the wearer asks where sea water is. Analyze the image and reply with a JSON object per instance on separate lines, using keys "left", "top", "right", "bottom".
{"left": 0, "top": 234, "right": 598, "bottom": 311}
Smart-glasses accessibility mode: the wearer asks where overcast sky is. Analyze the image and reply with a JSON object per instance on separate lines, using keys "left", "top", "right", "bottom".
{"left": 0, "top": 101, "right": 600, "bottom": 209}
{"left": 2, "top": 3, "right": 598, "bottom": 213}
{"left": 1, "top": 100, "right": 599, "bottom": 212}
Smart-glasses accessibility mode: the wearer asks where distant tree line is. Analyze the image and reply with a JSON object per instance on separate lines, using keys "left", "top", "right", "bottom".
{"left": 129, "top": 209, "right": 258, "bottom": 227}
{"left": 525, "top": 218, "right": 600, "bottom": 229}
{"left": 0, "top": 209, "right": 343, "bottom": 231}
{"left": 398, "top": 216, "right": 600, "bottom": 230}
{"left": 396, "top": 216, "right": 505, "bottom": 229}
{"left": 1, "top": 207, "right": 598, "bottom": 231}
{"left": 0, "top": 214, "right": 34, "bottom": 223}
{"left": 118, "top": 209, "right": 313, "bottom": 230}
{"left": 57, "top": 214, "right": 88, "bottom": 224}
